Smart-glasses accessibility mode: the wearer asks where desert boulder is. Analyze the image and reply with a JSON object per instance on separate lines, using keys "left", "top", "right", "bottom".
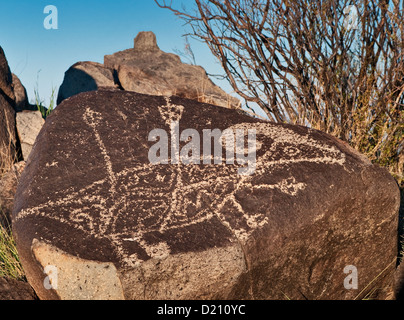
{"left": 12, "top": 89, "right": 400, "bottom": 300}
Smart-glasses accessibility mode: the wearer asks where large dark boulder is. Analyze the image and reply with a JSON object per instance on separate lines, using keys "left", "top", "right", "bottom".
{"left": 11, "top": 73, "right": 29, "bottom": 112}
{"left": 12, "top": 89, "right": 400, "bottom": 300}
{"left": 0, "top": 46, "right": 18, "bottom": 168}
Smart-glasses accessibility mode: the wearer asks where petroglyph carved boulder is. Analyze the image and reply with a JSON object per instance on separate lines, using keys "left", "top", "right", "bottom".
{"left": 12, "top": 89, "right": 400, "bottom": 300}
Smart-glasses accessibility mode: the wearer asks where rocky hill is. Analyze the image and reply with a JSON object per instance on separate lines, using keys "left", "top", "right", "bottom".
{"left": 57, "top": 31, "right": 241, "bottom": 110}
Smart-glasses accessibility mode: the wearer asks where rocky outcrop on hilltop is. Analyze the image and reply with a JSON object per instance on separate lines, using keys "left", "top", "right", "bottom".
{"left": 57, "top": 32, "right": 240, "bottom": 110}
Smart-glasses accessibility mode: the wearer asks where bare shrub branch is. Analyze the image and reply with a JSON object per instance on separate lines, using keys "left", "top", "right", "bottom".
{"left": 156, "top": 0, "right": 404, "bottom": 185}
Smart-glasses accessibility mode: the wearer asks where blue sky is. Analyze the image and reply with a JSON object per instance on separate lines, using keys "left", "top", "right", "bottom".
{"left": 0, "top": 0, "right": 248, "bottom": 112}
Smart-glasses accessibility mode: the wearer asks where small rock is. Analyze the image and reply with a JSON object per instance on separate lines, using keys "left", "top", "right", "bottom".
{"left": 16, "top": 111, "right": 44, "bottom": 161}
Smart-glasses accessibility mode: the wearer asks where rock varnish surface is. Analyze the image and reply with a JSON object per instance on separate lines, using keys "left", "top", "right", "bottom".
{"left": 12, "top": 89, "right": 400, "bottom": 300}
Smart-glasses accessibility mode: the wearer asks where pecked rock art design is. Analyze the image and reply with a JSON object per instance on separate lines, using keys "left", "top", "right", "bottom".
{"left": 13, "top": 89, "right": 400, "bottom": 300}
{"left": 14, "top": 93, "right": 347, "bottom": 268}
